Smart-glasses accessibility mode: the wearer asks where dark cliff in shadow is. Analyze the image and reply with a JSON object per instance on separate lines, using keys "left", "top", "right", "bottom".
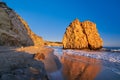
{"left": 0, "top": 2, "right": 44, "bottom": 46}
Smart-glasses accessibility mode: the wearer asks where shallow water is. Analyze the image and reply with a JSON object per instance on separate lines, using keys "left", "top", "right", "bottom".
{"left": 49, "top": 46, "right": 120, "bottom": 80}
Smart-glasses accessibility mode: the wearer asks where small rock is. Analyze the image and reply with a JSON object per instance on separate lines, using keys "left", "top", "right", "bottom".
{"left": 34, "top": 53, "right": 45, "bottom": 60}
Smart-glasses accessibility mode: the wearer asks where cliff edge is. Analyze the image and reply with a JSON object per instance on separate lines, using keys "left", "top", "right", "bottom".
{"left": 0, "top": 2, "right": 44, "bottom": 46}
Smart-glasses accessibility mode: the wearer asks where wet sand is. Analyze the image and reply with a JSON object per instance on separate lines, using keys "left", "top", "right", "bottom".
{"left": 17, "top": 46, "right": 64, "bottom": 80}
{"left": 60, "top": 52, "right": 120, "bottom": 80}
{"left": 15, "top": 46, "right": 120, "bottom": 80}
{"left": 95, "top": 66, "right": 120, "bottom": 80}
{"left": 0, "top": 46, "right": 50, "bottom": 80}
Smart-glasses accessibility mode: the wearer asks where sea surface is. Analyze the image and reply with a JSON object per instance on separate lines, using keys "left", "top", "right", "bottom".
{"left": 48, "top": 46, "right": 120, "bottom": 80}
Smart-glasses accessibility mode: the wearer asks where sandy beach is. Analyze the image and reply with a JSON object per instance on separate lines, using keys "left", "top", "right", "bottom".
{"left": 0, "top": 46, "right": 120, "bottom": 80}
{"left": 0, "top": 46, "right": 64, "bottom": 80}
{"left": 0, "top": 46, "right": 52, "bottom": 80}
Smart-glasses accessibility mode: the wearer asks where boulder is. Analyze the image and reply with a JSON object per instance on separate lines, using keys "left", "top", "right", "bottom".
{"left": 62, "top": 19, "right": 103, "bottom": 50}
{"left": 34, "top": 53, "right": 45, "bottom": 60}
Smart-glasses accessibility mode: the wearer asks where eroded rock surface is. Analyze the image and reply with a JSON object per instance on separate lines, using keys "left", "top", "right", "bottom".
{"left": 63, "top": 19, "right": 103, "bottom": 50}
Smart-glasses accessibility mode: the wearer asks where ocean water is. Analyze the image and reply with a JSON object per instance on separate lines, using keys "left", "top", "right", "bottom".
{"left": 48, "top": 46, "right": 120, "bottom": 80}
{"left": 52, "top": 46, "right": 120, "bottom": 63}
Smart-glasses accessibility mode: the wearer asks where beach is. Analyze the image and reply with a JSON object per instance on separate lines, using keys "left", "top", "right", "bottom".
{"left": 0, "top": 1, "right": 120, "bottom": 80}
{"left": 0, "top": 46, "right": 120, "bottom": 80}
{"left": 0, "top": 46, "right": 53, "bottom": 80}
{"left": 0, "top": 46, "right": 63, "bottom": 80}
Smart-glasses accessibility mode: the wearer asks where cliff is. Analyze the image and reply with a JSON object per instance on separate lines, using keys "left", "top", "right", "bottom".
{"left": 0, "top": 2, "right": 44, "bottom": 46}
{"left": 62, "top": 19, "right": 103, "bottom": 50}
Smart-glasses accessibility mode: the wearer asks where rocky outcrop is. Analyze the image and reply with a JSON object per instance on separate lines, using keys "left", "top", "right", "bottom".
{"left": 0, "top": 2, "right": 44, "bottom": 46}
{"left": 62, "top": 19, "right": 88, "bottom": 49}
{"left": 62, "top": 19, "right": 103, "bottom": 50}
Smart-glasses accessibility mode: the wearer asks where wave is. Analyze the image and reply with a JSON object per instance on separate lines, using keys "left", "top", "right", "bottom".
{"left": 63, "top": 50, "right": 120, "bottom": 63}
{"left": 51, "top": 46, "right": 120, "bottom": 63}
{"left": 102, "top": 47, "right": 120, "bottom": 52}
{"left": 111, "top": 49, "right": 120, "bottom": 52}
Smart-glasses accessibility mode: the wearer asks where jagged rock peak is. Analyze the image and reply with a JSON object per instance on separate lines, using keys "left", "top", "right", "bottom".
{"left": 71, "top": 18, "right": 80, "bottom": 24}
{"left": 0, "top": 2, "right": 44, "bottom": 46}
{"left": 62, "top": 19, "right": 103, "bottom": 50}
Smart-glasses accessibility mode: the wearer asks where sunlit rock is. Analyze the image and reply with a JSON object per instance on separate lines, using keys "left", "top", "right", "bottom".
{"left": 82, "top": 21, "right": 103, "bottom": 49}
{"left": 63, "top": 19, "right": 103, "bottom": 50}
{"left": 62, "top": 19, "right": 88, "bottom": 49}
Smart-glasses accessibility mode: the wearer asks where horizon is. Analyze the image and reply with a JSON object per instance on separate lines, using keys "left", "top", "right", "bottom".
{"left": 2, "top": 0, "right": 120, "bottom": 47}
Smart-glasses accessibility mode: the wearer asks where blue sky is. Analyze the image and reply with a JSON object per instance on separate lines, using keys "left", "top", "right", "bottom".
{"left": 3, "top": 0, "right": 120, "bottom": 47}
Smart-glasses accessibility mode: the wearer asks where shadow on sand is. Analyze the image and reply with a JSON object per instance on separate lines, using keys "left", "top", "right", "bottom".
{"left": 0, "top": 46, "right": 48, "bottom": 80}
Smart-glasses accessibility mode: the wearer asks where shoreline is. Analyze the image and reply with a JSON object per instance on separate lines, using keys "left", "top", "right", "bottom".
{"left": 60, "top": 49, "right": 120, "bottom": 80}
{"left": 0, "top": 46, "right": 120, "bottom": 80}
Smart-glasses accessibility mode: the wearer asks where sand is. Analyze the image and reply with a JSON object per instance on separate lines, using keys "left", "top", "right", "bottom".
{"left": 0, "top": 46, "right": 56, "bottom": 80}
{"left": 0, "top": 46, "right": 119, "bottom": 80}
{"left": 0, "top": 46, "right": 63, "bottom": 80}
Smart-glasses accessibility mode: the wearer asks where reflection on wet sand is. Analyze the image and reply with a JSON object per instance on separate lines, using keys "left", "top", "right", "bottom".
{"left": 61, "top": 53, "right": 101, "bottom": 80}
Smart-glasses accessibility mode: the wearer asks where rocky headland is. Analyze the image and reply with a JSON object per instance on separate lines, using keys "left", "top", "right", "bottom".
{"left": 62, "top": 19, "right": 103, "bottom": 50}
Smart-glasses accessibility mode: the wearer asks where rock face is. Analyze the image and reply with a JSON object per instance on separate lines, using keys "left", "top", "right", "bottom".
{"left": 0, "top": 2, "right": 44, "bottom": 46}
{"left": 82, "top": 21, "right": 103, "bottom": 49}
{"left": 62, "top": 19, "right": 103, "bottom": 50}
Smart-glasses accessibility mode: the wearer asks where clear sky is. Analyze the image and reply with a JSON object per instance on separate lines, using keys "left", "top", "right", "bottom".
{"left": 3, "top": 0, "right": 120, "bottom": 47}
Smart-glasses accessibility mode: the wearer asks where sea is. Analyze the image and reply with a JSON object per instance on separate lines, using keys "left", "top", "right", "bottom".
{"left": 47, "top": 46, "right": 120, "bottom": 80}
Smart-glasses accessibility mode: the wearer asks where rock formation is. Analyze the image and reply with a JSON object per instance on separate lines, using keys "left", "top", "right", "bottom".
{"left": 82, "top": 21, "right": 103, "bottom": 49}
{"left": 0, "top": 2, "right": 44, "bottom": 46}
{"left": 62, "top": 19, "right": 88, "bottom": 49}
{"left": 62, "top": 19, "right": 103, "bottom": 50}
